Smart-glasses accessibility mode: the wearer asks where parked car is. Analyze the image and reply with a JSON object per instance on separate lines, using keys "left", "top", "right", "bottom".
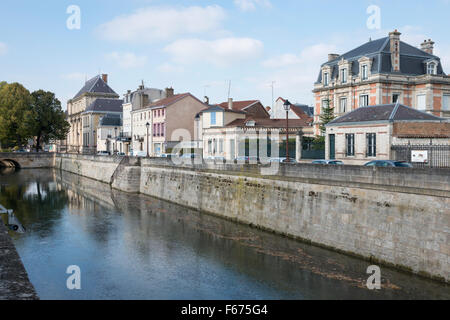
{"left": 97, "top": 151, "right": 110, "bottom": 156}
{"left": 312, "top": 160, "right": 344, "bottom": 165}
{"left": 364, "top": 160, "right": 413, "bottom": 168}
{"left": 235, "top": 156, "right": 260, "bottom": 163}
{"left": 269, "top": 157, "right": 297, "bottom": 164}
{"left": 180, "top": 153, "right": 200, "bottom": 159}
{"left": 134, "top": 151, "right": 147, "bottom": 158}
{"left": 205, "top": 156, "right": 226, "bottom": 163}
{"left": 14, "top": 149, "right": 27, "bottom": 153}
{"left": 115, "top": 152, "right": 126, "bottom": 156}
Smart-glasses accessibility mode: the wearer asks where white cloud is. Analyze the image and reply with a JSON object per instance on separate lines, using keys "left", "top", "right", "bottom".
{"left": 164, "top": 37, "right": 264, "bottom": 67}
{"left": 105, "top": 52, "right": 147, "bottom": 69}
{"left": 0, "top": 42, "right": 7, "bottom": 55}
{"left": 157, "top": 63, "right": 185, "bottom": 73}
{"left": 234, "top": 0, "right": 272, "bottom": 11}
{"left": 97, "top": 5, "right": 226, "bottom": 43}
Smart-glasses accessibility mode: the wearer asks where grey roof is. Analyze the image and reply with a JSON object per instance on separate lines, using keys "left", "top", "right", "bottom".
{"left": 99, "top": 114, "right": 122, "bottom": 127}
{"left": 316, "top": 36, "right": 445, "bottom": 83}
{"left": 293, "top": 104, "right": 314, "bottom": 117}
{"left": 327, "top": 103, "right": 444, "bottom": 126}
{"left": 84, "top": 98, "right": 123, "bottom": 113}
{"left": 73, "top": 75, "right": 118, "bottom": 100}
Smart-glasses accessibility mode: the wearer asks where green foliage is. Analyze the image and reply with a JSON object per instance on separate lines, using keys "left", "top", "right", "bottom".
{"left": 0, "top": 82, "right": 33, "bottom": 148}
{"left": 318, "top": 98, "right": 335, "bottom": 135}
{"left": 26, "top": 90, "right": 70, "bottom": 151}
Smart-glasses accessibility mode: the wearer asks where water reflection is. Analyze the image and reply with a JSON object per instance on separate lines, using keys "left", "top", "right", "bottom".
{"left": 1, "top": 169, "right": 449, "bottom": 300}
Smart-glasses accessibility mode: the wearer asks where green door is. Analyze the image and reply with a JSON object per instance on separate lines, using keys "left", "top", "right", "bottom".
{"left": 329, "top": 134, "right": 335, "bottom": 160}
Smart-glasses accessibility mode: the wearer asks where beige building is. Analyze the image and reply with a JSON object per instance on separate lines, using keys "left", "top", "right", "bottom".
{"left": 325, "top": 103, "right": 450, "bottom": 165}
{"left": 67, "top": 74, "right": 122, "bottom": 153}
{"left": 131, "top": 90, "right": 207, "bottom": 156}
{"left": 313, "top": 30, "right": 450, "bottom": 136}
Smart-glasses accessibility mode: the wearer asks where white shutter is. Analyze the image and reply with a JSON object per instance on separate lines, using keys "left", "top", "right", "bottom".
{"left": 417, "top": 95, "right": 426, "bottom": 110}
{"left": 443, "top": 95, "right": 450, "bottom": 111}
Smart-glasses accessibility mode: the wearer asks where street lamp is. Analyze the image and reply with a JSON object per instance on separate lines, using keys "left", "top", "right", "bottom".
{"left": 283, "top": 99, "right": 291, "bottom": 162}
{"left": 146, "top": 122, "right": 150, "bottom": 158}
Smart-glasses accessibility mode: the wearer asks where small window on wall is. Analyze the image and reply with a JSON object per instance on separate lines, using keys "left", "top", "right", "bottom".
{"left": 417, "top": 94, "right": 426, "bottom": 110}
{"left": 393, "top": 94, "right": 400, "bottom": 103}
{"left": 361, "top": 65, "right": 368, "bottom": 80}
{"left": 340, "top": 98, "right": 347, "bottom": 113}
{"left": 346, "top": 134, "right": 355, "bottom": 156}
{"left": 341, "top": 68, "right": 347, "bottom": 84}
{"left": 359, "top": 95, "right": 369, "bottom": 107}
{"left": 211, "top": 112, "right": 217, "bottom": 125}
{"left": 443, "top": 95, "right": 450, "bottom": 111}
{"left": 366, "top": 133, "right": 376, "bottom": 157}
{"left": 323, "top": 72, "right": 329, "bottom": 86}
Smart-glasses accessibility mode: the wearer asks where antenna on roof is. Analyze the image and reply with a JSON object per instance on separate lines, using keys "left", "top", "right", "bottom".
{"left": 227, "top": 80, "right": 231, "bottom": 100}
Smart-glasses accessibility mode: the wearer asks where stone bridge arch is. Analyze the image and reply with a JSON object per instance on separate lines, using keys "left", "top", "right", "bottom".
{"left": 0, "top": 158, "right": 21, "bottom": 168}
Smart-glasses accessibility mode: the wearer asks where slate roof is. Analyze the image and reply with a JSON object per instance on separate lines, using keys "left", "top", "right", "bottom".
{"left": 327, "top": 103, "right": 445, "bottom": 126}
{"left": 73, "top": 75, "right": 118, "bottom": 100}
{"left": 84, "top": 98, "right": 123, "bottom": 113}
{"left": 99, "top": 114, "right": 122, "bottom": 127}
{"left": 316, "top": 36, "right": 445, "bottom": 83}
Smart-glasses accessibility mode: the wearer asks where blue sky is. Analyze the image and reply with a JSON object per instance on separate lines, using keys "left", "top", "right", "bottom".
{"left": 1, "top": 0, "right": 450, "bottom": 109}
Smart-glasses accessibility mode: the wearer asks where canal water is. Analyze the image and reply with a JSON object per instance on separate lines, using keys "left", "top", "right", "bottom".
{"left": 0, "top": 168, "right": 448, "bottom": 300}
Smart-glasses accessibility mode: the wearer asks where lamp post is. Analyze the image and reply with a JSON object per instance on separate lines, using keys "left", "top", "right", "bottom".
{"left": 146, "top": 122, "right": 150, "bottom": 158}
{"left": 283, "top": 99, "right": 291, "bottom": 162}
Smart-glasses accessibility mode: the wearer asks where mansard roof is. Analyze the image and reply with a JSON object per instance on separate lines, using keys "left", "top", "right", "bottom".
{"left": 327, "top": 103, "right": 445, "bottom": 126}
{"left": 99, "top": 113, "right": 122, "bottom": 127}
{"left": 84, "top": 98, "right": 123, "bottom": 113}
{"left": 316, "top": 36, "right": 445, "bottom": 83}
{"left": 73, "top": 75, "right": 119, "bottom": 100}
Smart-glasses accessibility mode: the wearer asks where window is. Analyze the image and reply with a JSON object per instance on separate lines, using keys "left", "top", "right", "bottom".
{"left": 346, "top": 134, "right": 355, "bottom": 156}
{"left": 341, "top": 68, "right": 347, "bottom": 84}
{"left": 219, "top": 139, "right": 223, "bottom": 153}
{"left": 366, "top": 133, "right": 376, "bottom": 157}
{"left": 208, "top": 140, "right": 212, "bottom": 154}
{"left": 323, "top": 72, "right": 329, "bottom": 86}
{"left": 161, "top": 123, "right": 165, "bottom": 137}
{"left": 322, "top": 99, "right": 330, "bottom": 110}
{"left": 443, "top": 95, "right": 450, "bottom": 111}
{"left": 213, "top": 139, "right": 217, "bottom": 154}
{"left": 211, "top": 112, "right": 217, "bottom": 125}
{"left": 153, "top": 124, "right": 156, "bottom": 137}
{"left": 340, "top": 97, "right": 347, "bottom": 113}
{"left": 140, "top": 113, "right": 142, "bottom": 120}
{"left": 162, "top": 109, "right": 165, "bottom": 116}
{"left": 393, "top": 94, "right": 400, "bottom": 103}
{"left": 158, "top": 110, "right": 160, "bottom": 117}
{"left": 417, "top": 94, "right": 426, "bottom": 110}
{"left": 359, "top": 95, "right": 369, "bottom": 107}
{"left": 361, "top": 64, "right": 368, "bottom": 80}
{"left": 427, "top": 63, "right": 436, "bottom": 75}
{"left": 157, "top": 123, "right": 160, "bottom": 136}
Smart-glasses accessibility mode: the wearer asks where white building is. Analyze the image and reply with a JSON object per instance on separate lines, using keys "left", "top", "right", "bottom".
{"left": 96, "top": 114, "right": 123, "bottom": 154}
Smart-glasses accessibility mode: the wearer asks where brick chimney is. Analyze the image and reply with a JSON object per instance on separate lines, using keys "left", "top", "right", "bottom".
{"left": 420, "top": 39, "right": 435, "bottom": 55}
{"left": 228, "top": 98, "right": 233, "bottom": 110}
{"left": 389, "top": 29, "right": 401, "bottom": 72}
{"left": 101, "top": 74, "right": 108, "bottom": 83}
{"left": 328, "top": 54, "right": 339, "bottom": 62}
{"left": 204, "top": 96, "right": 209, "bottom": 105}
{"left": 165, "top": 87, "right": 174, "bottom": 98}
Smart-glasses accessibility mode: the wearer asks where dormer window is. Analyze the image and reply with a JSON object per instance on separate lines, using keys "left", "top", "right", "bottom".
{"left": 341, "top": 68, "right": 348, "bottom": 84}
{"left": 323, "top": 72, "right": 329, "bottom": 86}
{"left": 427, "top": 62, "right": 437, "bottom": 75}
{"left": 361, "top": 65, "right": 368, "bottom": 80}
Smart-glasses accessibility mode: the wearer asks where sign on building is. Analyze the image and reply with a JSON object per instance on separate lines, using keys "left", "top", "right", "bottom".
{"left": 411, "top": 150, "right": 428, "bottom": 163}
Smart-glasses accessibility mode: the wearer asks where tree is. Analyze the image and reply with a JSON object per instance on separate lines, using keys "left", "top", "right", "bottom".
{"left": 0, "top": 82, "right": 33, "bottom": 149}
{"left": 318, "top": 98, "right": 336, "bottom": 135}
{"left": 26, "top": 90, "right": 70, "bottom": 152}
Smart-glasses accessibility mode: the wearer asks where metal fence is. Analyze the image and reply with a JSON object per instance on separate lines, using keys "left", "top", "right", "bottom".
{"left": 391, "top": 144, "right": 450, "bottom": 168}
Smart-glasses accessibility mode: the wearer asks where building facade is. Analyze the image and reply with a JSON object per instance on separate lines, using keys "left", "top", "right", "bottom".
{"left": 67, "top": 74, "right": 122, "bottom": 153}
{"left": 96, "top": 114, "right": 123, "bottom": 154}
{"left": 313, "top": 30, "right": 450, "bottom": 135}
{"left": 131, "top": 91, "right": 207, "bottom": 156}
{"left": 325, "top": 103, "right": 450, "bottom": 165}
{"left": 272, "top": 97, "right": 314, "bottom": 119}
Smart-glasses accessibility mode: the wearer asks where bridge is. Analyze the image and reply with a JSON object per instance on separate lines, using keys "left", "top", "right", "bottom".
{"left": 0, "top": 152, "right": 54, "bottom": 169}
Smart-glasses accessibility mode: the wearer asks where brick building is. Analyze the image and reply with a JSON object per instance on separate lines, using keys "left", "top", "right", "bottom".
{"left": 313, "top": 30, "right": 450, "bottom": 135}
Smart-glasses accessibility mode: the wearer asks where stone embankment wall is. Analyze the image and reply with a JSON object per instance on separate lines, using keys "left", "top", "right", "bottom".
{"left": 53, "top": 154, "right": 450, "bottom": 282}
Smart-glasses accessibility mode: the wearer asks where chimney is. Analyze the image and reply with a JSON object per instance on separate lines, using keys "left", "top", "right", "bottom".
{"left": 328, "top": 54, "right": 339, "bottom": 62}
{"left": 165, "top": 87, "right": 174, "bottom": 98}
{"left": 204, "top": 96, "right": 209, "bottom": 105}
{"left": 420, "top": 39, "right": 435, "bottom": 55}
{"left": 228, "top": 98, "right": 233, "bottom": 110}
{"left": 101, "top": 74, "right": 108, "bottom": 83}
{"left": 389, "top": 29, "right": 401, "bottom": 72}
{"left": 266, "top": 106, "right": 271, "bottom": 112}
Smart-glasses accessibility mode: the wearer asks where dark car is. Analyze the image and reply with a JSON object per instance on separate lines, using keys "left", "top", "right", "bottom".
{"left": 364, "top": 160, "right": 413, "bottom": 168}
{"left": 312, "top": 160, "right": 344, "bottom": 165}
